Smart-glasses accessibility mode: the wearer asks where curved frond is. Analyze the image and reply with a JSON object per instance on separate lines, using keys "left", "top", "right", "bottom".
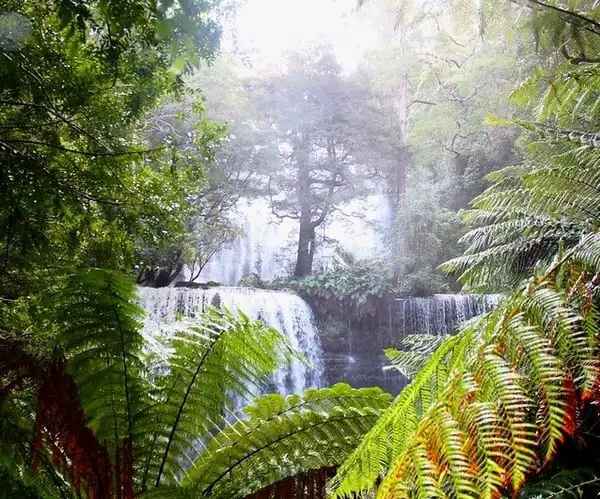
{"left": 50, "top": 268, "right": 150, "bottom": 461}
{"left": 183, "top": 384, "right": 392, "bottom": 498}
{"left": 330, "top": 325, "right": 486, "bottom": 498}
{"left": 383, "top": 334, "right": 446, "bottom": 379}
{"left": 333, "top": 235, "right": 600, "bottom": 498}
{"left": 139, "top": 307, "right": 297, "bottom": 489}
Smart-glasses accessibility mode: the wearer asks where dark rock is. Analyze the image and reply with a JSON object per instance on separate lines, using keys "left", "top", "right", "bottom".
{"left": 316, "top": 294, "right": 500, "bottom": 394}
{"left": 173, "top": 281, "right": 222, "bottom": 289}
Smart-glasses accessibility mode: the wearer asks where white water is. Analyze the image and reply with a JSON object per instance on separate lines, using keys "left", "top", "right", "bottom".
{"left": 191, "top": 196, "right": 390, "bottom": 285}
{"left": 394, "top": 294, "right": 503, "bottom": 336}
{"left": 138, "top": 286, "right": 324, "bottom": 395}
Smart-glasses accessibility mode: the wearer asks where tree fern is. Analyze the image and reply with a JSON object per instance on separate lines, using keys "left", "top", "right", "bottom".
{"left": 140, "top": 307, "right": 297, "bottom": 489}
{"left": 49, "top": 268, "right": 150, "bottom": 464}
{"left": 2, "top": 268, "right": 389, "bottom": 498}
{"left": 182, "top": 384, "right": 391, "bottom": 498}
{"left": 332, "top": 234, "right": 600, "bottom": 498}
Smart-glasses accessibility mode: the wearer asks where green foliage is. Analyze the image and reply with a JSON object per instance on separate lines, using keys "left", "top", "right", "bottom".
{"left": 442, "top": 81, "right": 600, "bottom": 291}
{"left": 50, "top": 268, "right": 149, "bottom": 458}
{"left": 183, "top": 384, "right": 392, "bottom": 498}
{"left": 1, "top": 268, "right": 391, "bottom": 497}
{"left": 290, "top": 259, "right": 396, "bottom": 319}
{"left": 329, "top": 15, "right": 600, "bottom": 497}
{"left": 0, "top": 0, "right": 224, "bottom": 298}
{"left": 440, "top": 1, "right": 600, "bottom": 293}
{"left": 388, "top": 186, "right": 462, "bottom": 295}
{"left": 332, "top": 233, "right": 600, "bottom": 498}
{"left": 0, "top": 399, "right": 64, "bottom": 499}
{"left": 383, "top": 334, "right": 446, "bottom": 379}
{"left": 142, "top": 307, "right": 296, "bottom": 488}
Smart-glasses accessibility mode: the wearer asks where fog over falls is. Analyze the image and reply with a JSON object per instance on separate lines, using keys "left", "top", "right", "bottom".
{"left": 189, "top": 196, "right": 391, "bottom": 285}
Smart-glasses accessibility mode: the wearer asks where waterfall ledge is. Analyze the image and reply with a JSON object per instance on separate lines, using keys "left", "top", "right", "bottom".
{"left": 138, "top": 286, "right": 324, "bottom": 396}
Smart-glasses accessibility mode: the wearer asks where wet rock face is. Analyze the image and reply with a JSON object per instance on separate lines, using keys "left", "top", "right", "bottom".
{"left": 317, "top": 295, "right": 501, "bottom": 394}
{"left": 318, "top": 317, "right": 406, "bottom": 395}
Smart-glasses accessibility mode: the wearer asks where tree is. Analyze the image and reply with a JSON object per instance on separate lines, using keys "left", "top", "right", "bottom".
{"left": 0, "top": 0, "right": 223, "bottom": 297}
{"left": 352, "top": 0, "right": 527, "bottom": 288}
{"left": 137, "top": 58, "right": 281, "bottom": 285}
{"left": 327, "top": 1, "right": 600, "bottom": 497}
{"left": 442, "top": 1, "right": 600, "bottom": 292}
{"left": 0, "top": 269, "right": 391, "bottom": 498}
{"left": 251, "top": 45, "right": 396, "bottom": 276}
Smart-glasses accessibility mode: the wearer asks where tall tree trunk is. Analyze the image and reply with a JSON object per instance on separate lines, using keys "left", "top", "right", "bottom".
{"left": 294, "top": 146, "right": 315, "bottom": 277}
{"left": 392, "top": 69, "right": 411, "bottom": 282}
{"left": 395, "top": 69, "right": 409, "bottom": 207}
{"left": 294, "top": 134, "right": 316, "bottom": 277}
{"left": 294, "top": 216, "right": 315, "bottom": 277}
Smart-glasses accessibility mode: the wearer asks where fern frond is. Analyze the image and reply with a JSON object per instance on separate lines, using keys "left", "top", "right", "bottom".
{"left": 383, "top": 335, "right": 445, "bottom": 379}
{"left": 49, "top": 268, "right": 150, "bottom": 464}
{"left": 183, "top": 384, "right": 392, "bottom": 498}
{"left": 140, "top": 307, "right": 296, "bottom": 489}
{"left": 330, "top": 325, "right": 486, "bottom": 498}
{"left": 441, "top": 138, "right": 600, "bottom": 290}
{"left": 334, "top": 235, "right": 600, "bottom": 498}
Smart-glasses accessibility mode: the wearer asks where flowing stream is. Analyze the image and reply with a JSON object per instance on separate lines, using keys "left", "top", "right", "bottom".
{"left": 138, "top": 286, "right": 324, "bottom": 395}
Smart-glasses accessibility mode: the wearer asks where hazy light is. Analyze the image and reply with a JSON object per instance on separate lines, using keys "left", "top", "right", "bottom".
{"left": 228, "top": 0, "right": 379, "bottom": 72}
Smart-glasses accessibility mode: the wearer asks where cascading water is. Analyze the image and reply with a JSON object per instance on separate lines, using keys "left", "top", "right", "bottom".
{"left": 192, "top": 195, "right": 390, "bottom": 285}
{"left": 138, "top": 286, "right": 323, "bottom": 395}
{"left": 392, "top": 294, "right": 503, "bottom": 336}
{"left": 330, "top": 294, "right": 503, "bottom": 393}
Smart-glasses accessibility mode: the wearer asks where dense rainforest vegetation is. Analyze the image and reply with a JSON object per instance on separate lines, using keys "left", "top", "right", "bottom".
{"left": 3, "top": 0, "right": 600, "bottom": 498}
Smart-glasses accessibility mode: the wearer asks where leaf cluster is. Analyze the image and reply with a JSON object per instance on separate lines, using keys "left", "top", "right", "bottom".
{"left": 289, "top": 259, "right": 397, "bottom": 320}
{"left": 0, "top": 0, "right": 224, "bottom": 298}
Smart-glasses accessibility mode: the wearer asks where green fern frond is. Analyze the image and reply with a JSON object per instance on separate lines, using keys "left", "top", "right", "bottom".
{"left": 49, "top": 268, "right": 150, "bottom": 457}
{"left": 383, "top": 335, "right": 445, "bottom": 379}
{"left": 441, "top": 135, "right": 600, "bottom": 290}
{"left": 330, "top": 325, "right": 486, "bottom": 498}
{"left": 183, "top": 384, "right": 392, "bottom": 498}
{"left": 333, "top": 235, "right": 600, "bottom": 498}
{"left": 139, "top": 307, "right": 297, "bottom": 489}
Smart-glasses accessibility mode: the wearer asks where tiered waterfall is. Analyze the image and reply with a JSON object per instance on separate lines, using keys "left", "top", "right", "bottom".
{"left": 138, "top": 286, "right": 324, "bottom": 395}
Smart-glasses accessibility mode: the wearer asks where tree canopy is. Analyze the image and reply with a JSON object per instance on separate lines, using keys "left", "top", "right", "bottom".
{"left": 5, "top": 0, "right": 600, "bottom": 498}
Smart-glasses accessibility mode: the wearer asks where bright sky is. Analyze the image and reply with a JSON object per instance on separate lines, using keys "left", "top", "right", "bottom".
{"left": 226, "top": 0, "right": 380, "bottom": 72}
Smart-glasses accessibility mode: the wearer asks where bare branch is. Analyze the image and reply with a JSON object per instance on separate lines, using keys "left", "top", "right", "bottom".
{"left": 268, "top": 175, "right": 300, "bottom": 220}
{"left": 408, "top": 99, "right": 437, "bottom": 108}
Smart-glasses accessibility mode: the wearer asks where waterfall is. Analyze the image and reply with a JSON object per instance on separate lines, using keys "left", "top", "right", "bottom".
{"left": 328, "top": 293, "right": 503, "bottom": 393}
{"left": 138, "top": 286, "right": 323, "bottom": 395}
{"left": 392, "top": 294, "right": 502, "bottom": 337}
{"left": 191, "top": 195, "right": 390, "bottom": 285}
